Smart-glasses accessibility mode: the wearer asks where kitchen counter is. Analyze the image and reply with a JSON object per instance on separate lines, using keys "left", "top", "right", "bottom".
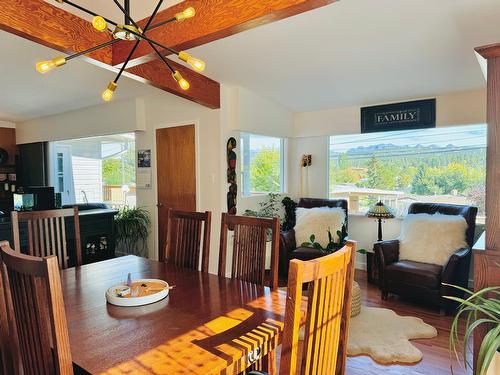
{"left": 0, "top": 208, "right": 118, "bottom": 265}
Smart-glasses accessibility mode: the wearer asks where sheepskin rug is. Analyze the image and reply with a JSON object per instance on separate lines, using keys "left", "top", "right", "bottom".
{"left": 294, "top": 207, "right": 345, "bottom": 247}
{"left": 399, "top": 213, "right": 468, "bottom": 266}
{"left": 347, "top": 307, "right": 438, "bottom": 364}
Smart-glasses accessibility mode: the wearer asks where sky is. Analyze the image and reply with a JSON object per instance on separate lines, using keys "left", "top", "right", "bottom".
{"left": 330, "top": 124, "right": 487, "bottom": 153}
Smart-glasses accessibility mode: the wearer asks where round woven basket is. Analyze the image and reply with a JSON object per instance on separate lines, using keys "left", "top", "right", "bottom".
{"left": 351, "top": 281, "right": 362, "bottom": 317}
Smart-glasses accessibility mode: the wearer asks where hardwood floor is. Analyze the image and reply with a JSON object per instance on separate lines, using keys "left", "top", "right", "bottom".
{"left": 276, "top": 270, "right": 471, "bottom": 374}
{"left": 345, "top": 270, "right": 471, "bottom": 375}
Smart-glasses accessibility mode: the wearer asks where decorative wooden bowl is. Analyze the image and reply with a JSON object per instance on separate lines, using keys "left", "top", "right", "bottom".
{"left": 106, "top": 279, "right": 170, "bottom": 307}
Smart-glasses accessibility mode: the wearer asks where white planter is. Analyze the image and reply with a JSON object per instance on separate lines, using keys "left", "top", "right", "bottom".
{"left": 486, "top": 351, "right": 500, "bottom": 375}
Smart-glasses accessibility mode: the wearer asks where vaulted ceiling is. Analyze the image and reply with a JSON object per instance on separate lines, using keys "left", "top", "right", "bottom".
{"left": 188, "top": 0, "right": 499, "bottom": 111}
{"left": 1, "top": 0, "right": 499, "bottom": 122}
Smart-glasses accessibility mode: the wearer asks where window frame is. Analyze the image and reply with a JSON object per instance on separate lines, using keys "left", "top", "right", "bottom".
{"left": 240, "top": 132, "right": 285, "bottom": 197}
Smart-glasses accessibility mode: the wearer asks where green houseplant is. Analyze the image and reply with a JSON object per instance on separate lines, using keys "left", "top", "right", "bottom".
{"left": 445, "top": 281, "right": 500, "bottom": 375}
{"left": 243, "top": 192, "right": 283, "bottom": 224}
{"left": 300, "top": 228, "right": 347, "bottom": 254}
{"left": 114, "top": 207, "right": 151, "bottom": 257}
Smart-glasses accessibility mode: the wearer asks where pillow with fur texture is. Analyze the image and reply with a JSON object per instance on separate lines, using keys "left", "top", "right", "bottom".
{"left": 294, "top": 207, "right": 346, "bottom": 248}
{"left": 398, "top": 213, "right": 468, "bottom": 266}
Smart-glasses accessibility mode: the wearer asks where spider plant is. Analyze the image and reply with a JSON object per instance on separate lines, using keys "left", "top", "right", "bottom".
{"left": 444, "top": 282, "right": 500, "bottom": 375}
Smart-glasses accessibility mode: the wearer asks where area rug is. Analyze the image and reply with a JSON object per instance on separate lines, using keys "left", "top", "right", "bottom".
{"left": 347, "top": 307, "right": 438, "bottom": 364}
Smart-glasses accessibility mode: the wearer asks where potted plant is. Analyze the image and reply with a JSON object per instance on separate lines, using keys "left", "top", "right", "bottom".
{"left": 114, "top": 207, "right": 151, "bottom": 257}
{"left": 445, "top": 282, "right": 500, "bottom": 375}
{"left": 300, "top": 228, "right": 347, "bottom": 254}
{"left": 243, "top": 192, "right": 283, "bottom": 223}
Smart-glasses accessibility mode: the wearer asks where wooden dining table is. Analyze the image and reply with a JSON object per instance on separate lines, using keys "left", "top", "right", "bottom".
{"left": 61, "top": 255, "right": 289, "bottom": 374}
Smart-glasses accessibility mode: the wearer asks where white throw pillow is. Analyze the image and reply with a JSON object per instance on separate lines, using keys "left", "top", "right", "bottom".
{"left": 294, "top": 207, "right": 346, "bottom": 248}
{"left": 398, "top": 213, "right": 468, "bottom": 266}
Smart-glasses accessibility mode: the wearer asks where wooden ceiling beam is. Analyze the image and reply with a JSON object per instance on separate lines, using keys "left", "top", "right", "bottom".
{"left": 0, "top": 0, "right": 220, "bottom": 108}
{"left": 0, "top": 0, "right": 113, "bottom": 66}
{"left": 112, "top": 0, "right": 338, "bottom": 67}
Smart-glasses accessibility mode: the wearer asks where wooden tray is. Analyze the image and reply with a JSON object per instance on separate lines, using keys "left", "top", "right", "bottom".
{"left": 106, "top": 279, "right": 170, "bottom": 307}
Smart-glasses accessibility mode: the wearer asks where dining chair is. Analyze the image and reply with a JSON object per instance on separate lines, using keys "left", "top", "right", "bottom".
{"left": 0, "top": 248, "right": 14, "bottom": 375}
{"left": 163, "top": 209, "right": 212, "bottom": 272}
{"left": 0, "top": 240, "right": 74, "bottom": 375}
{"left": 250, "top": 240, "right": 356, "bottom": 375}
{"left": 218, "top": 213, "right": 280, "bottom": 289}
{"left": 11, "top": 207, "right": 82, "bottom": 269}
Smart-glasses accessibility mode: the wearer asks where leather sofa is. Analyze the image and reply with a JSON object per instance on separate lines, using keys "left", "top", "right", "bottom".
{"left": 279, "top": 198, "right": 348, "bottom": 278}
{"left": 374, "top": 203, "right": 477, "bottom": 313}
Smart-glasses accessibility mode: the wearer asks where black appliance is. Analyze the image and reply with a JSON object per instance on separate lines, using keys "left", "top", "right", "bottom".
{"left": 14, "top": 186, "right": 55, "bottom": 211}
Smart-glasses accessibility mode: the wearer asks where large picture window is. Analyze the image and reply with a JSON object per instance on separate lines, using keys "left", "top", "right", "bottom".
{"left": 240, "top": 133, "right": 284, "bottom": 196}
{"left": 329, "top": 124, "right": 486, "bottom": 217}
{"left": 49, "top": 133, "right": 136, "bottom": 208}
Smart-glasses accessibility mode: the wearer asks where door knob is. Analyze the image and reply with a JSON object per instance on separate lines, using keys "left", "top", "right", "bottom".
{"left": 156, "top": 203, "right": 164, "bottom": 208}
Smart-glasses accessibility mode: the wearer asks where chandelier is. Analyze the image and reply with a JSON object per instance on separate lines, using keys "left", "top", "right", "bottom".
{"left": 36, "top": 0, "right": 206, "bottom": 102}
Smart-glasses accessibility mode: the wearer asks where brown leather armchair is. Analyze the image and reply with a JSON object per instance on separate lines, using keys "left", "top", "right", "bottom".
{"left": 279, "top": 198, "right": 348, "bottom": 278}
{"left": 374, "top": 203, "right": 477, "bottom": 313}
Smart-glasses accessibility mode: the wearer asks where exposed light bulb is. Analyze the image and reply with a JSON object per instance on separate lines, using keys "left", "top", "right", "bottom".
{"left": 178, "top": 51, "right": 206, "bottom": 72}
{"left": 172, "top": 71, "right": 190, "bottom": 90}
{"left": 175, "top": 7, "right": 195, "bottom": 21}
{"left": 35, "top": 56, "right": 66, "bottom": 74}
{"left": 92, "top": 16, "right": 107, "bottom": 31}
{"left": 102, "top": 81, "right": 117, "bottom": 102}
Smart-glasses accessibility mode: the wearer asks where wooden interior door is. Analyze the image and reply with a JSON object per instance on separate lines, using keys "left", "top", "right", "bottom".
{"left": 156, "top": 125, "right": 196, "bottom": 260}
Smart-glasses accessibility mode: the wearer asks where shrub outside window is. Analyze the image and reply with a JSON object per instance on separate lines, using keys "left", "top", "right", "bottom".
{"left": 329, "top": 124, "right": 486, "bottom": 219}
{"left": 240, "top": 133, "right": 284, "bottom": 196}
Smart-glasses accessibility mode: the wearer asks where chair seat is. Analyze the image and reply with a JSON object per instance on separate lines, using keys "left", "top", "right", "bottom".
{"left": 291, "top": 247, "right": 326, "bottom": 261}
{"left": 386, "top": 260, "right": 443, "bottom": 289}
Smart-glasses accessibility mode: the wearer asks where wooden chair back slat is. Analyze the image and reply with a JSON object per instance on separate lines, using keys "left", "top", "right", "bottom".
{"left": 11, "top": 207, "right": 82, "bottom": 269}
{"left": 218, "top": 213, "right": 280, "bottom": 289}
{"left": 0, "top": 241, "right": 74, "bottom": 375}
{"left": 0, "top": 249, "right": 14, "bottom": 375}
{"left": 279, "top": 241, "right": 356, "bottom": 375}
{"left": 163, "top": 209, "right": 211, "bottom": 273}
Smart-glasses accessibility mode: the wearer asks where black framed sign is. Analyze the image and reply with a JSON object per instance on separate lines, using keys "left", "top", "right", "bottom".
{"left": 361, "top": 98, "right": 436, "bottom": 133}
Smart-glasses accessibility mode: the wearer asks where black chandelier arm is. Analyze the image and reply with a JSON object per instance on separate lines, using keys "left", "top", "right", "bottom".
{"left": 148, "top": 16, "right": 177, "bottom": 31}
{"left": 65, "top": 38, "right": 121, "bottom": 61}
{"left": 112, "top": 0, "right": 139, "bottom": 29}
{"left": 113, "top": 39, "right": 142, "bottom": 83}
{"left": 112, "top": 0, "right": 165, "bottom": 84}
{"left": 147, "top": 40, "right": 175, "bottom": 73}
{"left": 138, "top": 33, "right": 179, "bottom": 56}
{"left": 60, "top": 0, "right": 120, "bottom": 28}
{"left": 144, "top": 0, "right": 165, "bottom": 30}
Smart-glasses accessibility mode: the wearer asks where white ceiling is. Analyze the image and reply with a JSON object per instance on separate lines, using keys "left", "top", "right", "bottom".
{"left": 0, "top": 32, "right": 157, "bottom": 122}
{"left": 188, "top": 0, "right": 499, "bottom": 111}
{"left": 2, "top": 0, "right": 500, "bottom": 122}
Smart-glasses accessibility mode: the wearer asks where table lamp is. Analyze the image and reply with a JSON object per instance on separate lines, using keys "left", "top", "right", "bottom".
{"left": 367, "top": 201, "right": 395, "bottom": 241}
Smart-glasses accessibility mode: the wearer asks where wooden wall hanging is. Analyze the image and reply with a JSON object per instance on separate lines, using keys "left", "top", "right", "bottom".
{"left": 226, "top": 137, "right": 237, "bottom": 215}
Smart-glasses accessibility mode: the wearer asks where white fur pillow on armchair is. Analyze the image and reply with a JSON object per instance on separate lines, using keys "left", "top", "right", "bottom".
{"left": 398, "top": 213, "right": 468, "bottom": 266}
{"left": 294, "top": 207, "right": 346, "bottom": 248}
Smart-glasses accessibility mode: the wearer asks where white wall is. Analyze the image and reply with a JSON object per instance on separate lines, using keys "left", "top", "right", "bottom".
{"left": 294, "top": 89, "right": 486, "bottom": 137}
{"left": 16, "top": 99, "right": 145, "bottom": 144}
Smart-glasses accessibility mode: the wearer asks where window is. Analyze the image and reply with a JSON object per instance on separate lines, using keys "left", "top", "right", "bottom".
{"left": 49, "top": 133, "right": 136, "bottom": 208}
{"left": 329, "top": 124, "right": 486, "bottom": 218}
{"left": 240, "top": 133, "right": 284, "bottom": 196}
